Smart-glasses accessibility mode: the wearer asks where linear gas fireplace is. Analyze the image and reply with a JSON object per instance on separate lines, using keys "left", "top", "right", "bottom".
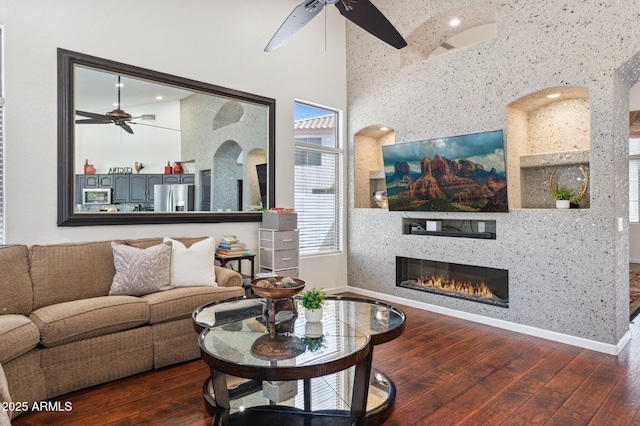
{"left": 396, "top": 256, "right": 509, "bottom": 308}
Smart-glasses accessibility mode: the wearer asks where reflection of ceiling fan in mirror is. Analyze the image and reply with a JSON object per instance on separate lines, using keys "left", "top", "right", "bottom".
{"left": 265, "top": 0, "right": 407, "bottom": 52}
{"left": 75, "top": 76, "right": 175, "bottom": 134}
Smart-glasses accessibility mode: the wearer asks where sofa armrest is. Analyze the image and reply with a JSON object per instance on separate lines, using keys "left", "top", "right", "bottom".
{"left": 215, "top": 266, "right": 243, "bottom": 288}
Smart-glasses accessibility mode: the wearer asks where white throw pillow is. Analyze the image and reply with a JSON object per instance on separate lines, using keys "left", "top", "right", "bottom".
{"left": 163, "top": 237, "right": 217, "bottom": 287}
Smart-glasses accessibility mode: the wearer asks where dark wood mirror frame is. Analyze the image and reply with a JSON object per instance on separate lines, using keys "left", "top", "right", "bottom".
{"left": 57, "top": 49, "right": 275, "bottom": 226}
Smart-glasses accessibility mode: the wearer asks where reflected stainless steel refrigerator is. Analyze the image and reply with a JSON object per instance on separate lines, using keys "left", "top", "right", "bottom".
{"left": 153, "top": 184, "right": 195, "bottom": 212}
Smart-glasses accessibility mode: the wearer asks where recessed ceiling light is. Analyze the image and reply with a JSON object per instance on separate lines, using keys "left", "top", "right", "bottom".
{"left": 112, "top": 103, "right": 119, "bottom": 107}
{"left": 115, "top": 83, "right": 124, "bottom": 87}
{"left": 156, "top": 96, "right": 164, "bottom": 100}
{"left": 380, "top": 126, "right": 389, "bottom": 131}
{"left": 449, "top": 18, "right": 461, "bottom": 27}
{"left": 546, "top": 93, "right": 561, "bottom": 99}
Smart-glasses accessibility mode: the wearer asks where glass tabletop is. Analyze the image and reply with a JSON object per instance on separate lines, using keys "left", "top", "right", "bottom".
{"left": 195, "top": 296, "right": 405, "bottom": 378}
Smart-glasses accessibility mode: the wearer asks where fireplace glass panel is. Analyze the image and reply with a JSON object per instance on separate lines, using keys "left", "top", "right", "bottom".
{"left": 397, "top": 256, "right": 508, "bottom": 308}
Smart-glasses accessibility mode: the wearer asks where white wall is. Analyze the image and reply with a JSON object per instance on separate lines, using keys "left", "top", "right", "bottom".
{"left": 0, "top": 0, "right": 349, "bottom": 288}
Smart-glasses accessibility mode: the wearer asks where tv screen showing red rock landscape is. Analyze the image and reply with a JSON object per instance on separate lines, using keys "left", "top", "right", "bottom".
{"left": 381, "top": 130, "right": 508, "bottom": 212}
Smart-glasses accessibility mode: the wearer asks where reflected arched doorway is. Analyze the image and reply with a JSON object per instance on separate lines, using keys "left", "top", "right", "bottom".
{"left": 211, "top": 142, "right": 267, "bottom": 211}
{"left": 212, "top": 140, "right": 243, "bottom": 211}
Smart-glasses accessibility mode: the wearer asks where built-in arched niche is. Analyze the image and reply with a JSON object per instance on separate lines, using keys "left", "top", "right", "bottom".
{"left": 354, "top": 125, "right": 395, "bottom": 208}
{"left": 506, "top": 87, "right": 590, "bottom": 209}
{"left": 401, "top": 6, "right": 496, "bottom": 67}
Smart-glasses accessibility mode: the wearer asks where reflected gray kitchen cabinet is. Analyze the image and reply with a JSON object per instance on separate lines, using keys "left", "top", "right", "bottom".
{"left": 130, "top": 174, "right": 163, "bottom": 203}
{"left": 84, "top": 174, "right": 113, "bottom": 188}
{"left": 181, "top": 174, "right": 195, "bottom": 184}
{"left": 112, "top": 175, "right": 130, "bottom": 203}
{"left": 162, "top": 174, "right": 181, "bottom": 185}
{"left": 163, "top": 174, "right": 194, "bottom": 185}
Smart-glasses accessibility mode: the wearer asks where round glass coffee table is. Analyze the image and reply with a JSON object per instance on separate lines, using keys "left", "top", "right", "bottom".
{"left": 192, "top": 295, "right": 405, "bottom": 426}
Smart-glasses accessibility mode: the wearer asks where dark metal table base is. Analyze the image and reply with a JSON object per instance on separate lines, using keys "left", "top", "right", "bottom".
{"left": 203, "top": 369, "right": 396, "bottom": 426}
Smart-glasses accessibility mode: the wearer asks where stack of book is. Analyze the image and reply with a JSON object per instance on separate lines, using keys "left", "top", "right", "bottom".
{"left": 216, "top": 235, "right": 250, "bottom": 256}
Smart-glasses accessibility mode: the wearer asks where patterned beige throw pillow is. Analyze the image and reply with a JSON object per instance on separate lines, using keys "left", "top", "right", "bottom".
{"left": 109, "top": 241, "right": 172, "bottom": 296}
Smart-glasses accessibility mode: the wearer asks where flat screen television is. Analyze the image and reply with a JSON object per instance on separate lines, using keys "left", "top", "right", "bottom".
{"left": 381, "top": 130, "right": 508, "bottom": 212}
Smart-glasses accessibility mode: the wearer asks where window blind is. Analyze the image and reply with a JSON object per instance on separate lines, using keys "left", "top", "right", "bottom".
{"left": 294, "top": 148, "right": 341, "bottom": 256}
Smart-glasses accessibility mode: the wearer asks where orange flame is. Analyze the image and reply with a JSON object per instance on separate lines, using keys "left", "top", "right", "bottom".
{"left": 416, "top": 275, "right": 494, "bottom": 299}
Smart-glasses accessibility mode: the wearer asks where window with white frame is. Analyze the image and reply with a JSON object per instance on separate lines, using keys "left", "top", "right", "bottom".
{"left": 294, "top": 102, "right": 342, "bottom": 256}
{"left": 630, "top": 138, "right": 640, "bottom": 223}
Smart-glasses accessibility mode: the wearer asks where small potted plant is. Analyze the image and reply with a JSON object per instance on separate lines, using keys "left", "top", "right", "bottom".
{"left": 552, "top": 187, "right": 574, "bottom": 209}
{"left": 301, "top": 288, "right": 326, "bottom": 322}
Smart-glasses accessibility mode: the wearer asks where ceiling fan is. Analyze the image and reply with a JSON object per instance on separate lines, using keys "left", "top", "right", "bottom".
{"left": 265, "top": 0, "right": 407, "bottom": 52}
{"left": 75, "top": 76, "right": 171, "bottom": 134}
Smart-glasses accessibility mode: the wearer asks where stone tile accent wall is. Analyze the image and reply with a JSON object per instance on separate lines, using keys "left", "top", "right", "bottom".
{"left": 346, "top": 0, "right": 640, "bottom": 345}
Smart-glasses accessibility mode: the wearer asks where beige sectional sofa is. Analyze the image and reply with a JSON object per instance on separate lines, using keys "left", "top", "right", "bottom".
{"left": 0, "top": 237, "right": 245, "bottom": 422}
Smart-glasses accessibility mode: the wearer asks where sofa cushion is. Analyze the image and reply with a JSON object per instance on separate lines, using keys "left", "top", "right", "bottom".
{"left": 0, "top": 244, "right": 33, "bottom": 315}
{"left": 29, "top": 296, "right": 150, "bottom": 348}
{"left": 0, "top": 314, "right": 40, "bottom": 364}
{"left": 163, "top": 237, "right": 217, "bottom": 287}
{"left": 30, "top": 240, "right": 124, "bottom": 310}
{"left": 141, "top": 286, "right": 245, "bottom": 324}
{"left": 109, "top": 241, "right": 172, "bottom": 296}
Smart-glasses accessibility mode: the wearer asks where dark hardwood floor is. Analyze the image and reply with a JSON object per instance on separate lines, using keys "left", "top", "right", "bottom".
{"left": 11, "top": 298, "right": 640, "bottom": 426}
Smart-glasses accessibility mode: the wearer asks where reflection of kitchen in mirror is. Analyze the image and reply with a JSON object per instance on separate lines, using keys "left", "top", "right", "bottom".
{"left": 74, "top": 65, "right": 268, "bottom": 213}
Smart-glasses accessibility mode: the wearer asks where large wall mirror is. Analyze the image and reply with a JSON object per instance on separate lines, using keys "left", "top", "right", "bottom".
{"left": 58, "top": 49, "right": 275, "bottom": 226}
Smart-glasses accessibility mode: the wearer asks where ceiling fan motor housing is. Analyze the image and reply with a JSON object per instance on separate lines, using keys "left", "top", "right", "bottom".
{"left": 106, "top": 109, "right": 132, "bottom": 121}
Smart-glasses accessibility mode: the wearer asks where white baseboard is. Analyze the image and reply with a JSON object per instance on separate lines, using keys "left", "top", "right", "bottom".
{"left": 631, "top": 257, "right": 640, "bottom": 264}
{"left": 336, "top": 286, "right": 630, "bottom": 356}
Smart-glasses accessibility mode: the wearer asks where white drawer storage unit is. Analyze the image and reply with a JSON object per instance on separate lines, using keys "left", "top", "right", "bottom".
{"left": 259, "top": 228, "right": 299, "bottom": 278}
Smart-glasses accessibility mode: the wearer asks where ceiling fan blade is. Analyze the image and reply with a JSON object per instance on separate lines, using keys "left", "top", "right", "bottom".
{"left": 75, "top": 110, "right": 110, "bottom": 124}
{"left": 265, "top": 0, "right": 325, "bottom": 52}
{"left": 334, "top": 0, "right": 407, "bottom": 49}
{"left": 129, "top": 122, "right": 181, "bottom": 132}
{"left": 118, "top": 122, "right": 134, "bottom": 134}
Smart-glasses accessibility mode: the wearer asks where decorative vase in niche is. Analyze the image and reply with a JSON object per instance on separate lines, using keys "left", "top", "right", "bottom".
{"left": 305, "top": 307, "right": 322, "bottom": 323}
{"left": 556, "top": 200, "right": 570, "bottom": 209}
{"left": 173, "top": 161, "right": 183, "bottom": 174}
{"left": 164, "top": 161, "right": 173, "bottom": 174}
